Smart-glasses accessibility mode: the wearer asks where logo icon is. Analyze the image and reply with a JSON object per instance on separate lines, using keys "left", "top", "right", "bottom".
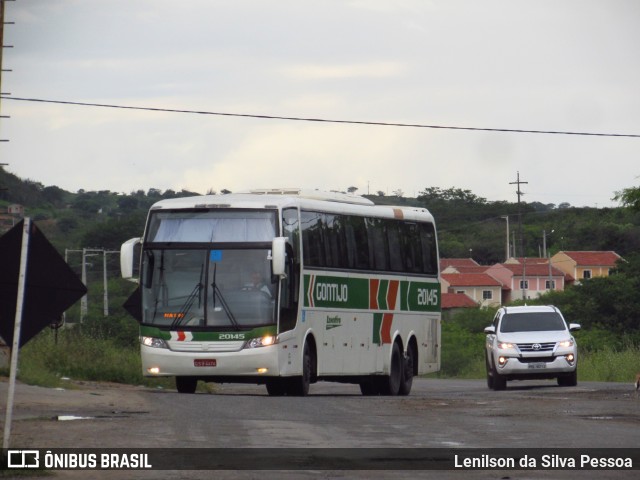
{"left": 532, "top": 343, "right": 542, "bottom": 351}
{"left": 7, "top": 450, "right": 40, "bottom": 468}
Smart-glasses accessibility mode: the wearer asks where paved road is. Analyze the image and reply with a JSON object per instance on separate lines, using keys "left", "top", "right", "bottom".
{"left": 3, "top": 377, "right": 640, "bottom": 479}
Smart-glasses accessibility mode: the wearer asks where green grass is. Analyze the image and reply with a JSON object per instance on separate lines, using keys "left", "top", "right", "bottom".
{"left": 578, "top": 346, "right": 640, "bottom": 383}
{"left": 7, "top": 328, "right": 174, "bottom": 390}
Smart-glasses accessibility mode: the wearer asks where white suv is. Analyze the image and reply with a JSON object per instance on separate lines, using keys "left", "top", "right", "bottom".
{"left": 484, "top": 305, "right": 580, "bottom": 390}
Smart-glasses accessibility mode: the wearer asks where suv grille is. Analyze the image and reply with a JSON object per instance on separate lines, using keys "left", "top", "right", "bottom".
{"left": 517, "top": 342, "right": 556, "bottom": 353}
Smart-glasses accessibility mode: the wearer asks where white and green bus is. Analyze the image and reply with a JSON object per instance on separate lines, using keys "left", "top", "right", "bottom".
{"left": 121, "top": 189, "right": 440, "bottom": 396}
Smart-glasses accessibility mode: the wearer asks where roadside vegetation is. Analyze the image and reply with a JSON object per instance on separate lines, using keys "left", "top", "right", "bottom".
{"left": 1, "top": 169, "right": 639, "bottom": 388}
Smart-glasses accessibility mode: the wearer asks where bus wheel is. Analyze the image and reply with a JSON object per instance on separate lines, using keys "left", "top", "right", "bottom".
{"left": 378, "top": 342, "right": 402, "bottom": 396}
{"left": 399, "top": 343, "right": 415, "bottom": 396}
{"left": 359, "top": 380, "right": 380, "bottom": 396}
{"left": 176, "top": 376, "right": 198, "bottom": 394}
{"left": 288, "top": 342, "right": 313, "bottom": 396}
{"left": 266, "top": 379, "right": 286, "bottom": 396}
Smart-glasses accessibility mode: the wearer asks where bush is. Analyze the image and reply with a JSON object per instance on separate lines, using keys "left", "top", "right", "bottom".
{"left": 437, "top": 320, "right": 485, "bottom": 378}
{"left": 18, "top": 328, "right": 144, "bottom": 386}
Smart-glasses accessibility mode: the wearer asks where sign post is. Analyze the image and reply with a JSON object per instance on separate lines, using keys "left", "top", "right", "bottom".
{"left": 3, "top": 218, "right": 31, "bottom": 449}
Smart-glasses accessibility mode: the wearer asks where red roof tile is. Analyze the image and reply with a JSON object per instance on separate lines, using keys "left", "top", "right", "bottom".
{"left": 440, "top": 258, "right": 480, "bottom": 268}
{"left": 442, "top": 273, "right": 502, "bottom": 287}
{"left": 560, "top": 251, "right": 622, "bottom": 267}
{"left": 442, "top": 292, "right": 478, "bottom": 309}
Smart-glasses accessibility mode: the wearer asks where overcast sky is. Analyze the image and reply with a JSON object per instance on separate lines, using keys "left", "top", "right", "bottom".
{"left": 2, "top": 0, "right": 639, "bottom": 207}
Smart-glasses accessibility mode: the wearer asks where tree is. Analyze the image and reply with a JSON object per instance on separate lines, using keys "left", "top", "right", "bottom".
{"left": 614, "top": 185, "right": 640, "bottom": 211}
{"left": 117, "top": 195, "right": 139, "bottom": 211}
{"left": 347, "top": 186, "right": 358, "bottom": 193}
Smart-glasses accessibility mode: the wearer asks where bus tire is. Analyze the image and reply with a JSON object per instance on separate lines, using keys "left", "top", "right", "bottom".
{"left": 176, "top": 376, "right": 198, "bottom": 394}
{"left": 359, "top": 379, "right": 380, "bottom": 396}
{"left": 399, "top": 342, "right": 416, "bottom": 396}
{"left": 378, "top": 342, "right": 402, "bottom": 396}
{"left": 266, "top": 379, "right": 286, "bottom": 396}
{"left": 288, "top": 342, "right": 313, "bottom": 396}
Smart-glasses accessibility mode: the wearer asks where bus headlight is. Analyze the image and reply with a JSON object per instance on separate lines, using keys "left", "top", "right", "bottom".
{"left": 244, "top": 335, "right": 276, "bottom": 349}
{"left": 141, "top": 336, "right": 168, "bottom": 349}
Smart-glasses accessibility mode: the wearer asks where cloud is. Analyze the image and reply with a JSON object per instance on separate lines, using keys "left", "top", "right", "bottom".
{"left": 181, "top": 122, "right": 408, "bottom": 194}
{"left": 280, "top": 61, "right": 407, "bottom": 81}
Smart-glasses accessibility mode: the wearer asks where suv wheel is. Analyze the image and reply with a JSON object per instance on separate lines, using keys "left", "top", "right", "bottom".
{"left": 485, "top": 353, "right": 495, "bottom": 390}
{"left": 557, "top": 370, "right": 578, "bottom": 387}
{"left": 491, "top": 363, "right": 507, "bottom": 391}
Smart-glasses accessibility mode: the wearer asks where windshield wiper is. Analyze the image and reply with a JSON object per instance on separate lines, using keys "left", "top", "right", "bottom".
{"left": 211, "top": 263, "right": 240, "bottom": 331}
{"left": 172, "top": 264, "right": 204, "bottom": 328}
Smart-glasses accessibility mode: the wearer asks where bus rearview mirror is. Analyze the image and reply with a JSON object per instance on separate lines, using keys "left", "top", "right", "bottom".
{"left": 272, "top": 237, "right": 287, "bottom": 278}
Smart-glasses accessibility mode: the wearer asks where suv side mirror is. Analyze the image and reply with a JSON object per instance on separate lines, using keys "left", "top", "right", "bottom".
{"left": 484, "top": 326, "right": 496, "bottom": 334}
{"left": 569, "top": 323, "right": 581, "bottom": 331}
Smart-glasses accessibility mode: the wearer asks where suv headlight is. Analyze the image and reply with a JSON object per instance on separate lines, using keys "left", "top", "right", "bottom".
{"left": 558, "top": 339, "right": 574, "bottom": 348}
{"left": 244, "top": 335, "right": 276, "bottom": 349}
{"left": 141, "top": 336, "right": 168, "bottom": 349}
{"left": 497, "top": 342, "right": 515, "bottom": 350}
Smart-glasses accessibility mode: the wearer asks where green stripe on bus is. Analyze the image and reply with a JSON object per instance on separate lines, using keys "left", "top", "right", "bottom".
{"left": 377, "top": 279, "right": 388, "bottom": 310}
{"left": 373, "top": 313, "right": 383, "bottom": 345}
{"left": 140, "top": 325, "right": 276, "bottom": 341}
{"left": 303, "top": 274, "right": 440, "bottom": 312}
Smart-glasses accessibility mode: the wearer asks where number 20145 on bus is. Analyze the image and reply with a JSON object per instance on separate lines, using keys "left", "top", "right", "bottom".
{"left": 417, "top": 288, "right": 439, "bottom": 306}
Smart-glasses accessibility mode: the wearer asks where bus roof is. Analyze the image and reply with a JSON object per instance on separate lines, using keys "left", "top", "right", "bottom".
{"left": 149, "top": 189, "right": 436, "bottom": 223}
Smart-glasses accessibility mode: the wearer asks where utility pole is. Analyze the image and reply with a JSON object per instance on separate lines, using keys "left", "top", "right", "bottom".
{"left": 510, "top": 172, "right": 528, "bottom": 299}
{"left": 1, "top": 0, "right": 14, "bottom": 195}
{"left": 500, "top": 215, "right": 510, "bottom": 261}
{"left": 80, "top": 248, "right": 103, "bottom": 322}
{"left": 102, "top": 250, "right": 119, "bottom": 316}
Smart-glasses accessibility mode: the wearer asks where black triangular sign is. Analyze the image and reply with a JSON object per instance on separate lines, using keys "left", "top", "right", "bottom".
{"left": 0, "top": 220, "right": 87, "bottom": 347}
{"left": 123, "top": 285, "right": 142, "bottom": 323}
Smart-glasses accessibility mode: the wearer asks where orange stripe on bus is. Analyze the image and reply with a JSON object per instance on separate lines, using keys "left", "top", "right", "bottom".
{"left": 381, "top": 313, "right": 393, "bottom": 344}
{"left": 387, "top": 280, "right": 399, "bottom": 310}
{"left": 370, "top": 279, "right": 380, "bottom": 309}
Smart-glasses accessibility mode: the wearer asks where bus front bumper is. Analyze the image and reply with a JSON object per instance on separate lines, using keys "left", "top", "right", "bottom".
{"left": 141, "top": 344, "right": 280, "bottom": 378}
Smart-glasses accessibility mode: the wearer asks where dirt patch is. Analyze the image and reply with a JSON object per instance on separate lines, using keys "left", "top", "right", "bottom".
{"left": 0, "top": 378, "right": 154, "bottom": 448}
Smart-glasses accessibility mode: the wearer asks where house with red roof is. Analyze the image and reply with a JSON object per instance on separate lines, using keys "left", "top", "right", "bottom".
{"left": 440, "top": 258, "right": 479, "bottom": 269}
{"left": 441, "top": 273, "right": 503, "bottom": 307}
{"left": 441, "top": 292, "right": 479, "bottom": 319}
{"left": 485, "top": 261, "right": 565, "bottom": 303}
{"left": 550, "top": 251, "right": 623, "bottom": 284}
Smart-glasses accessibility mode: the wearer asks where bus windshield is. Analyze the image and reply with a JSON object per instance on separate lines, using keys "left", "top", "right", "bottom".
{"left": 141, "top": 248, "right": 277, "bottom": 329}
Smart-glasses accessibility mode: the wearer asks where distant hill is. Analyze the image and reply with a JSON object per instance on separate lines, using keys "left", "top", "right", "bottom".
{"left": 2, "top": 169, "right": 639, "bottom": 264}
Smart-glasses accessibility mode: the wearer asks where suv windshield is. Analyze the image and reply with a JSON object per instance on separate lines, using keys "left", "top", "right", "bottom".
{"left": 500, "top": 312, "right": 567, "bottom": 333}
{"left": 141, "top": 248, "right": 276, "bottom": 329}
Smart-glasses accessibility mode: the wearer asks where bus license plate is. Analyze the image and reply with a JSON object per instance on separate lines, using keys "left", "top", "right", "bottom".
{"left": 194, "top": 359, "right": 217, "bottom": 367}
{"left": 528, "top": 363, "right": 546, "bottom": 369}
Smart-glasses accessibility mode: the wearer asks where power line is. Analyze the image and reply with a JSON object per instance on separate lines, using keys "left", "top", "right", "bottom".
{"left": 2, "top": 95, "right": 640, "bottom": 138}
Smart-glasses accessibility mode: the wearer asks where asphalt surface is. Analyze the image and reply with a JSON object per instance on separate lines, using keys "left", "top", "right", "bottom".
{"left": 1, "top": 377, "right": 639, "bottom": 479}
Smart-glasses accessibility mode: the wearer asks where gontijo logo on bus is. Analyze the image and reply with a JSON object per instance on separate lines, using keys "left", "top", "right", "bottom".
{"left": 304, "top": 275, "right": 440, "bottom": 312}
{"left": 316, "top": 282, "right": 348, "bottom": 302}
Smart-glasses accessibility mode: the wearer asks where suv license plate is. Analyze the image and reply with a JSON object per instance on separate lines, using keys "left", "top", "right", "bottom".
{"left": 528, "top": 363, "right": 546, "bottom": 369}
{"left": 194, "top": 359, "right": 217, "bottom": 367}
